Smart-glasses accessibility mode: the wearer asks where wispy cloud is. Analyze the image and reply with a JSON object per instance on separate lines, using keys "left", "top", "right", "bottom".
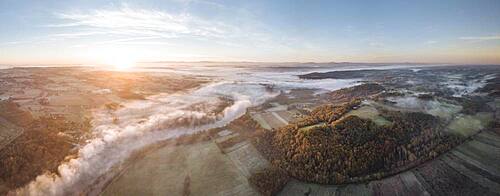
{"left": 459, "top": 35, "right": 500, "bottom": 41}
{"left": 47, "top": 5, "right": 235, "bottom": 42}
{"left": 36, "top": 3, "right": 306, "bottom": 61}
{"left": 425, "top": 40, "right": 437, "bottom": 45}
{"left": 71, "top": 36, "right": 170, "bottom": 48}
{"left": 0, "top": 41, "right": 28, "bottom": 46}
{"left": 368, "top": 41, "right": 384, "bottom": 48}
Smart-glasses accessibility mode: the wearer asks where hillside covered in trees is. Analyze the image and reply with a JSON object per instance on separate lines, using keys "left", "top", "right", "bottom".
{"left": 253, "top": 100, "right": 463, "bottom": 185}
{"left": 0, "top": 100, "right": 91, "bottom": 193}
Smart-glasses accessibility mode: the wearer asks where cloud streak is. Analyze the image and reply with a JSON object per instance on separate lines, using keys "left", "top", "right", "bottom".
{"left": 459, "top": 35, "right": 500, "bottom": 41}
{"left": 425, "top": 40, "right": 437, "bottom": 45}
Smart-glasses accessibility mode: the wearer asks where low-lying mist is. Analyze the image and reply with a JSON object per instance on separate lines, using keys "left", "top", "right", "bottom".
{"left": 16, "top": 81, "right": 278, "bottom": 195}
{"left": 16, "top": 65, "right": 362, "bottom": 195}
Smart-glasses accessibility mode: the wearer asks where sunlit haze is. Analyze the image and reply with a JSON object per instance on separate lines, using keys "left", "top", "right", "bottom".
{"left": 1, "top": 0, "right": 500, "bottom": 65}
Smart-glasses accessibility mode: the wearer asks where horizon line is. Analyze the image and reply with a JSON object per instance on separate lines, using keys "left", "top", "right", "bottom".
{"left": 2, "top": 61, "right": 500, "bottom": 67}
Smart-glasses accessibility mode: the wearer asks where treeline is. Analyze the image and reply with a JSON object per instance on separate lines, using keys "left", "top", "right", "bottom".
{"left": 459, "top": 97, "right": 494, "bottom": 115}
{"left": 478, "top": 75, "right": 500, "bottom": 97}
{"left": 329, "top": 83, "right": 385, "bottom": 102}
{"left": 293, "top": 99, "right": 361, "bottom": 128}
{"left": 248, "top": 167, "right": 290, "bottom": 196}
{"left": 298, "top": 70, "right": 384, "bottom": 80}
{"left": 0, "top": 116, "right": 90, "bottom": 192}
{"left": 253, "top": 100, "right": 463, "bottom": 186}
{"left": 0, "top": 100, "right": 33, "bottom": 127}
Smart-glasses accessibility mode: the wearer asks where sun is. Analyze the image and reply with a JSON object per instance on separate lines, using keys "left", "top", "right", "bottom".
{"left": 105, "top": 58, "right": 136, "bottom": 70}
{"left": 95, "top": 48, "right": 140, "bottom": 70}
{"left": 114, "top": 60, "right": 134, "bottom": 70}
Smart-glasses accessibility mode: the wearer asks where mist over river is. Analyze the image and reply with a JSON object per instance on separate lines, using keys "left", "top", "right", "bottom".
{"left": 16, "top": 63, "right": 430, "bottom": 195}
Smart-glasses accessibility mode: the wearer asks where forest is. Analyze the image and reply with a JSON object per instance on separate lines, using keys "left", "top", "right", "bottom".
{"left": 252, "top": 99, "right": 463, "bottom": 186}
{"left": 329, "top": 83, "right": 385, "bottom": 102}
{"left": 248, "top": 167, "right": 289, "bottom": 196}
{"left": 0, "top": 101, "right": 90, "bottom": 193}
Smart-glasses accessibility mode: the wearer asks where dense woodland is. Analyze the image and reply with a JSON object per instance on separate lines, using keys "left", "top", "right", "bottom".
{"left": 329, "top": 83, "right": 385, "bottom": 102}
{"left": 478, "top": 75, "right": 500, "bottom": 97}
{"left": 248, "top": 167, "right": 290, "bottom": 196}
{"left": 298, "top": 69, "right": 386, "bottom": 80}
{"left": 0, "top": 101, "right": 90, "bottom": 193}
{"left": 253, "top": 99, "right": 463, "bottom": 185}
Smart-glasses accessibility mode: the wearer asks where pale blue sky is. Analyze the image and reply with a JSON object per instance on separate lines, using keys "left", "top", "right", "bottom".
{"left": 0, "top": 0, "right": 499, "bottom": 65}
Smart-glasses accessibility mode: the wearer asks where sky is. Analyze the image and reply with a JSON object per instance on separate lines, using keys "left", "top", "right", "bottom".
{"left": 0, "top": 0, "right": 499, "bottom": 65}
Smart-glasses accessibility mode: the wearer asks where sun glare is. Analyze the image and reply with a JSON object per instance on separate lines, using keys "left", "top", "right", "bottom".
{"left": 114, "top": 61, "right": 134, "bottom": 70}
{"left": 105, "top": 58, "right": 136, "bottom": 70}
